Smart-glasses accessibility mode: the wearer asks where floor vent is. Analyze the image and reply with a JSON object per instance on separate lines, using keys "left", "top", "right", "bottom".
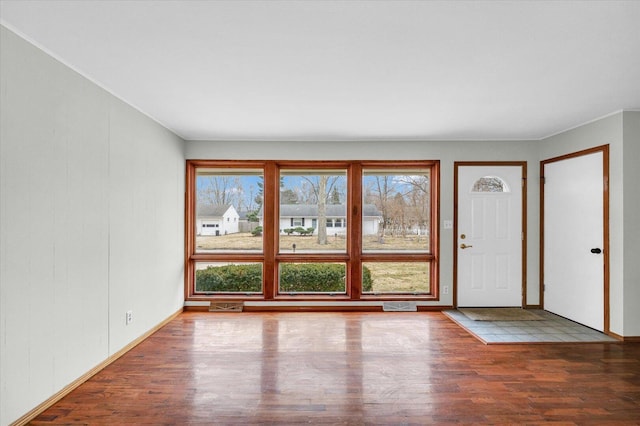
{"left": 382, "top": 301, "right": 417, "bottom": 312}
{"left": 209, "top": 301, "right": 244, "bottom": 312}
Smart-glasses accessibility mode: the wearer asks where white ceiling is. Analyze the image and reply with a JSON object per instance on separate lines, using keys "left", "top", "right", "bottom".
{"left": 1, "top": 0, "right": 639, "bottom": 141}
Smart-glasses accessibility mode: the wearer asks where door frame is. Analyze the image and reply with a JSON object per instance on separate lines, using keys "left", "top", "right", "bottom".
{"left": 540, "top": 145, "right": 610, "bottom": 334}
{"left": 453, "top": 161, "right": 528, "bottom": 308}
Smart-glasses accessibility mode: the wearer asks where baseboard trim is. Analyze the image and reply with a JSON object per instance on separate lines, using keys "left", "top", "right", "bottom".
{"left": 243, "top": 305, "right": 384, "bottom": 312}
{"left": 607, "top": 330, "right": 640, "bottom": 342}
{"left": 418, "top": 305, "right": 453, "bottom": 311}
{"left": 188, "top": 304, "right": 452, "bottom": 313}
{"left": 10, "top": 307, "right": 184, "bottom": 426}
{"left": 184, "top": 304, "right": 211, "bottom": 312}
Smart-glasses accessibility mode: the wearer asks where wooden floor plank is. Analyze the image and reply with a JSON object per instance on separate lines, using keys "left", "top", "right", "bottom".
{"left": 30, "top": 312, "right": 640, "bottom": 424}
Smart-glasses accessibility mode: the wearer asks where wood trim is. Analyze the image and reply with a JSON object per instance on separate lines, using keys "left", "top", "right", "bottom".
{"left": 183, "top": 305, "right": 211, "bottom": 312}
{"left": 198, "top": 304, "right": 453, "bottom": 312}
{"left": 540, "top": 145, "right": 610, "bottom": 334}
{"left": 146, "top": 304, "right": 456, "bottom": 314}
{"left": 453, "top": 161, "right": 528, "bottom": 308}
{"left": 359, "top": 159, "right": 441, "bottom": 168}
{"left": 606, "top": 330, "right": 625, "bottom": 341}
{"left": 263, "top": 162, "right": 277, "bottom": 300}
{"left": 184, "top": 162, "right": 196, "bottom": 300}
{"left": 522, "top": 162, "right": 528, "bottom": 307}
{"left": 417, "top": 305, "right": 452, "bottom": 311}
{"left": 539, "top": 160, "right": 545, "bottom": 310}
{"left": 432, "top": 161, "right": 441, "bottom": 299}
{"left": 243, "top": 305, "right": 384, "bottom": 312}
{"left": 453, "top": 163, "right": 459, "bottom": 307}
{"left": 603, "top": 146, "right": 610, "bottom": 334}
{"left": 10, "top": 308, "right": 184, "bottom": 426}
{"left": 603, "top": 330, "right": 640, "bottom": 342}
{"left": 349, "top": 163, "right": 363, "bottom": 299}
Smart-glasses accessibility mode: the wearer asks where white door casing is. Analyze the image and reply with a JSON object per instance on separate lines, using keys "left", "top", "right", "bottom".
{"left": 457, "top": 165, "right": 523, "bottom": 307}
{"left": 542, "top": 150, "right": 605, "bottom": 331}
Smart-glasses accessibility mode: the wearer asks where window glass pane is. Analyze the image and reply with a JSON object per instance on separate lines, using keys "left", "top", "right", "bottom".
{"left": 195, "top": 262, "right": 263, "bottom": 293}
{"left": 279, "top": 170, "right": 347, "bottom": 253}
{"left": 196, "top": 168, "right": 263, "bottom": 252}
{"left": 472, "top": 176, "right": 508, "bottom": 192}
{"left": 279, "top": 263, "right": 347, "bottom": 294}
{"left": 362, "top": 169, "right": 431, "bottom": 252}
{"left": 362, "top": 262, "right": 430, "bottom": 294}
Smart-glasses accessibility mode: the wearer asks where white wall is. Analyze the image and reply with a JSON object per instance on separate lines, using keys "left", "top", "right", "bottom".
{"left": 539, "top": 112, "right": 627, "bottom": 336}
{"left": 186, "top": 139, "right": 541, "bottom": 307}
{"left": 622, "top": 111, "right": 640, "bottom": 336}
{"left": 0, "top": 26, "right": 185, "bottom": 425}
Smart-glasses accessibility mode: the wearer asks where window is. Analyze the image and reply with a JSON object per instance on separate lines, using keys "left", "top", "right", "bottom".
{"left": 194, "top": 167, "right": 263, "bottom": 253}
{"left": 360, "top": 166, "right": 434, "bottom": 295}
{"left": 279, "top": 168, "right": 347, "bottom": 254}
{"left": 362, "top": 168, "right": 431, "bottom": 253}
{"left": 327, "top": 218, "right": 345, "bottom": 228}
{"left": 362, "top": 262, "right": 430, "bottom": 294}
{"left": 472, "top": 176, "right": 508, "bottom": 192}
{"left": 186, "top": 160, "right": 439, "bottom": 301}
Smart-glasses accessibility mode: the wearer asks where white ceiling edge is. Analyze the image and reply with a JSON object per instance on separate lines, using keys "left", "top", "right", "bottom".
{"left": 182, "top": 108, "right": 635, "bottom": 143}
{"left": 185, "top": 108, "right": 640, "bottom": 142}
{"left": 0, "top": 21, "right": 189, "bottom": 141}
{"left": 539, "top": 109, "right": 639, "bottom": 141}
{"left": 2, "top": 7, "right": 638, "bottom": 144}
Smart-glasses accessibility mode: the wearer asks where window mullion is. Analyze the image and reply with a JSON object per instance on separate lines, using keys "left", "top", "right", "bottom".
{"left": 349, "top": 163, "right": 362, "bottom": 299}
{"left": 263, "top": 162, "right": 277, "bottom": 300}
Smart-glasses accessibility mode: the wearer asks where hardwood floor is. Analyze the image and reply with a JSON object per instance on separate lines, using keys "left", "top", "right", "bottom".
{"left": 32, "top": 312, "right": 640, "bottom": 424}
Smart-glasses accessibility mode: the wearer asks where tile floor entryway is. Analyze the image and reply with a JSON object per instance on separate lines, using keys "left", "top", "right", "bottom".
{"left": 444, "top": 309, "right": 619, "bottom": 344}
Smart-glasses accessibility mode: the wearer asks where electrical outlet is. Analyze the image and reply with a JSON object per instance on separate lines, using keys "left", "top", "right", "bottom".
{"left": 126, "top": 311, "right": 133, "bottom": 325}
{"left": 443, "top": 286, "right": 449, "bottom": 295}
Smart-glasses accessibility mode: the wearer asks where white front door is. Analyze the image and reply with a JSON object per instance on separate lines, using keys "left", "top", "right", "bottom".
{"left": 543, "top": 150, "right": 605, "bottom": 331}
{"left": 457, "top": 165, "right": 523, "bottom": 307}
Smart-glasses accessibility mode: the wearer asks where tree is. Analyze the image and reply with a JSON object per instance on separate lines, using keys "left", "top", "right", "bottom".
{"left": 398, "top": 174, "right": 430, "bottom": 233}
{"left": 299, "top": 174, "right": 345, "bottom": 245}
{"left": 330, "top": 186, "right": 341, "bottom": 204}
{"left": 365, "top": 173, "right": 431, "bottom": 238}
{"left": 198, "top": 176, "right": 243, "bottom": 207}
{"left": 317, "top": 175, "right": 328, "bottom": 245}
{"left": 389, "top": 192, "right": 407, "bottom": 236}
{"left": 255, "top": 176, "right": 285, "bottom": 208}
{"left": 366, "top": 175, "right": 398, "bottom": 237}
{"left": 247, "top": 211, "right": 259, "bottom": 222}
{"left": 280, "top": 189, "right": 299, "bottom": 204}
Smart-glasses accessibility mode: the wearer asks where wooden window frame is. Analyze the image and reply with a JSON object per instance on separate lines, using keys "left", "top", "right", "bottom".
{"left": 185, "top": 160, "right": 440, "bottom": 302}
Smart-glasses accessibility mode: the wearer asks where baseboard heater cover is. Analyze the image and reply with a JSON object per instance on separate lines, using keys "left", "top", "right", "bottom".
{"left": 209, "top": 301, "right": 244, "bottom": 312}
{"left": 382, "top": 301, "right": 417, "bottom": 312}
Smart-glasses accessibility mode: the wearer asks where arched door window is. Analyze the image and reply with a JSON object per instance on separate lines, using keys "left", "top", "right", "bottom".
{"left": 471, "top": 176, "right": 509, "bottom": 193}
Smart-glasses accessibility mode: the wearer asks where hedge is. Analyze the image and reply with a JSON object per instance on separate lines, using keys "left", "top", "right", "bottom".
{"left": 196, "top": 264, "right": 262, "bottom": 292}
{"left": 196, "top": 263, "right": 373, "bottom": 293}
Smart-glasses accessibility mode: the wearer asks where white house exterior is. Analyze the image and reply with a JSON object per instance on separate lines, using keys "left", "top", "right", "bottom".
{"left": 196, "top": 204, "right": 240, "bottom": 236}
{"left": 272, "top": 204, "right": 381, "bottom": 235}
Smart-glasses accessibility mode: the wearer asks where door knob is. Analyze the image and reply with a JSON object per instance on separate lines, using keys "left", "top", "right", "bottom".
{"left": 460, "top": 243, "right": 473, "bottom": 249}
{"left": 590, "top": 248, "right": 602, "bottom": 254}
